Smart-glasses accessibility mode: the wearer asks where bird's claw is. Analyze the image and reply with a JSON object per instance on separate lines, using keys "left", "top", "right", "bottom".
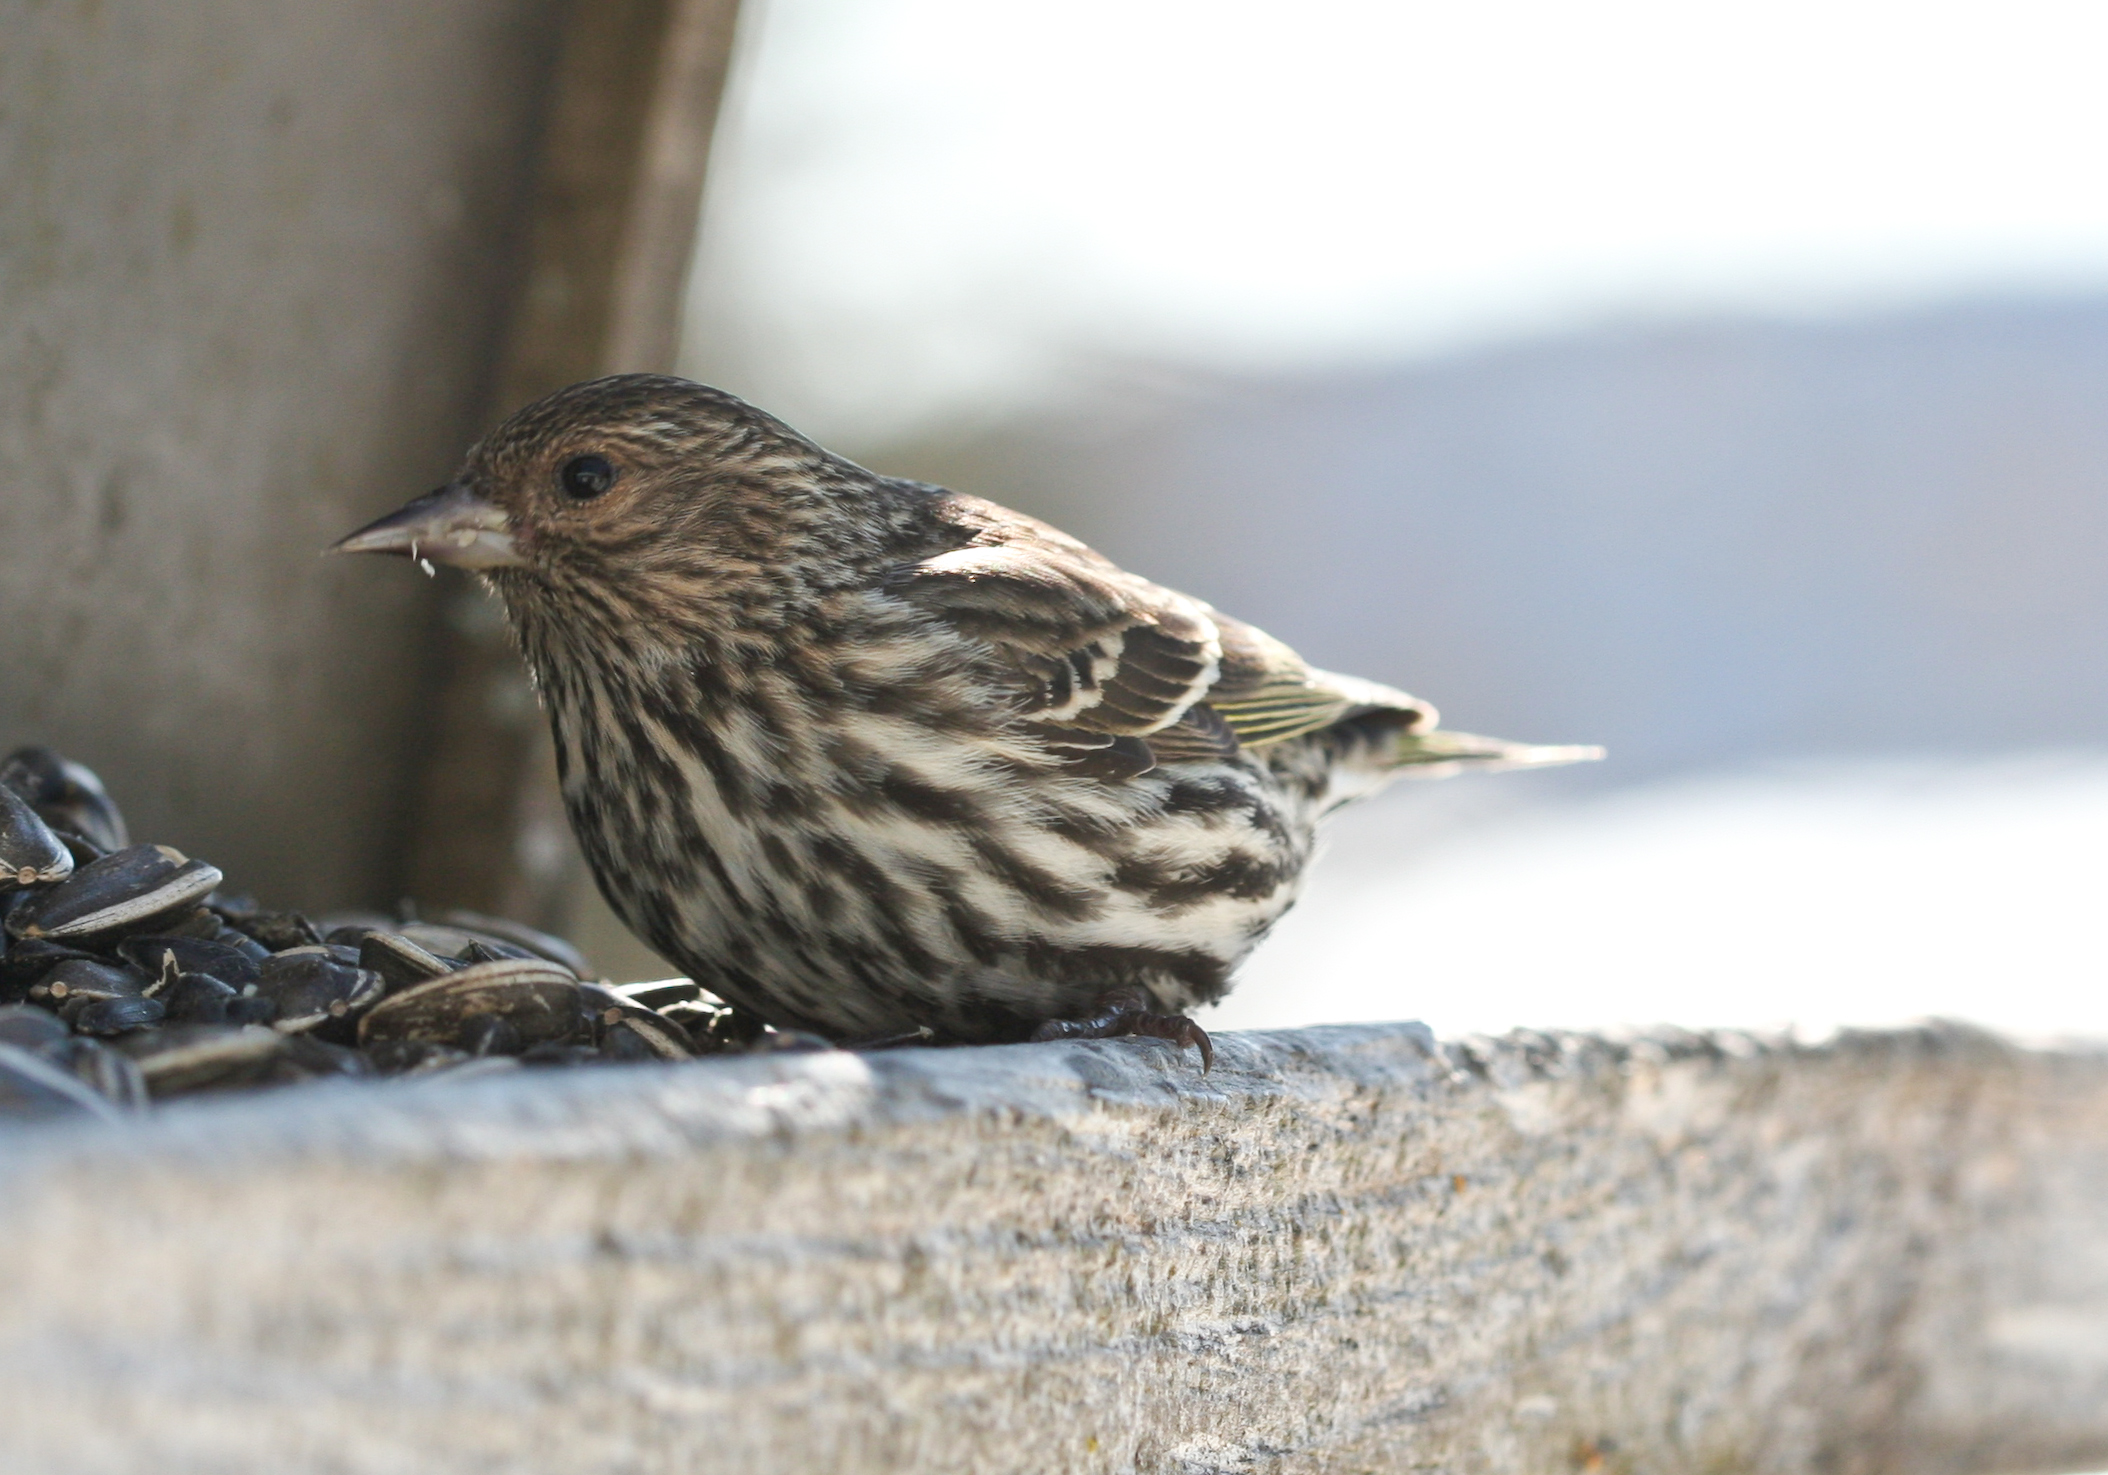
{"left": 1030, "top": 986, "right": 1213, "bottom": 1071}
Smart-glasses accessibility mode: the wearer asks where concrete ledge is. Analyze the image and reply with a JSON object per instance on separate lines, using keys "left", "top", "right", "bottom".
{"left": 0, "top": 1023, "right": 2104, "bottom": 1473}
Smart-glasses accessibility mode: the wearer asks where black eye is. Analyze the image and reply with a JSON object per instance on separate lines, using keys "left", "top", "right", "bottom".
{"left": 559, "top": 453, "right": 616, "bottom": 500}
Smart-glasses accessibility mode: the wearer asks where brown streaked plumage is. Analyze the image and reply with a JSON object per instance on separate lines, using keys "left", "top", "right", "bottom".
{"left": 334, "top": 374, "right": 1599, "bottom": 1061}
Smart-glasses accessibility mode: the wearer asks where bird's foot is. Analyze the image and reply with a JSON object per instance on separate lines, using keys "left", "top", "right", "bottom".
{"left": 1029, "top": 986, "right": 1213, "bottom": 1071}
{"left": 690, "top": 1003, "right": 770, "bottom": 1053}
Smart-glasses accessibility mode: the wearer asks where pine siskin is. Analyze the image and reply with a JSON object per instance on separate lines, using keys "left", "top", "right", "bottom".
{"left": 334, "top": 375, "right": 1599, "bottom": 1064}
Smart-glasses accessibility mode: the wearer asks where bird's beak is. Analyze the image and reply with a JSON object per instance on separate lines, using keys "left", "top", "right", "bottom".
{"left": 327, "top": 483, "right": 525, "bottom": 569}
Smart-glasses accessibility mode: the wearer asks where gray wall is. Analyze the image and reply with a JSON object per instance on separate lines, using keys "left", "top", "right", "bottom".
{"left": 0, "top": 2, "right": 563, "bottom": 909}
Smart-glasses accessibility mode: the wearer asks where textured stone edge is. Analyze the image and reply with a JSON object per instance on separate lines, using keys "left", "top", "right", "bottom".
{"left": 0, "top": 1022, "right": 2104, "bottom": 1475}
{"left": 0, "top": 1021, "right": 1453, "bottom": 1173}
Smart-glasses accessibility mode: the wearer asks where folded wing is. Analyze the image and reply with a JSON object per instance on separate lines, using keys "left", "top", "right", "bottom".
{"left": 889, "top": 494, "right": 1451, "bottom": 775}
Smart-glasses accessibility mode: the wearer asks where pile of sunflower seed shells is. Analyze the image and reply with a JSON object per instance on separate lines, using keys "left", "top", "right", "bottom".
{"left": 0, "top": 746, "right": 812, "bottom": 1124}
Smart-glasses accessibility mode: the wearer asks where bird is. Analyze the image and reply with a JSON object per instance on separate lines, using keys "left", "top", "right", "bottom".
{"left": 333, "top": 374, "right": 1599, "bottom": 1065}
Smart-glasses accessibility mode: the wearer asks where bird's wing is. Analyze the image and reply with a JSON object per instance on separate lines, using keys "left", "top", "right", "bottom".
{"left": 888, "top": 497, "right": 1224, "bottom": 738}
{"left": 1202, "top": 616, "right": 1435, "bottom": 747}
{"left": 889, "top": 495, "right": 1436, "bottom": 756}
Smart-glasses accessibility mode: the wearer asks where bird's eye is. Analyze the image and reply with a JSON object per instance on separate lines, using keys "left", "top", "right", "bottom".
{"left": 558, "top": 453, "right": 617, "bottom": 500}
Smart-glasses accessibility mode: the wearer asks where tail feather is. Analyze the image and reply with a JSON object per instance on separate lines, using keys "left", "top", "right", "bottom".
{"left": 1388, "top": 727, "right": 1605, "bottom": 777}
{"left": 1306, "top": 669, "right": 1602, "bottom": 778}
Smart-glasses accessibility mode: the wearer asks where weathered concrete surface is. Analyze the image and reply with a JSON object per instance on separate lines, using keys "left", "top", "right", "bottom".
{"left": 0, "top": 1024, "right": 2102, "bottom": 1474}
{"left": 0, "top": 1, "right": 560, "bottom": 909}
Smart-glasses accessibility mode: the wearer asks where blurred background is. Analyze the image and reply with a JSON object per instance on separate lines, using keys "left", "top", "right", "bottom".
{"left": 672, "top": 0, "right": 2108, "bottom": 1043}
{"left": 5, "top": 0, "right": 2106, "bottom": 1045}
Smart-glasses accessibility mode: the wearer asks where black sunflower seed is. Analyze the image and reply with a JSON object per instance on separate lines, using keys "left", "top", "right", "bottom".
{"left": 0, "top": 747, "right": 129, "bottom": 856}
{"left": 6, "top": 845, "right": 222, "bottom": 945}
{"left": 31, "top": 958, "right": 151, "bottom": 1005}
{"left": 357, "top": 958, "right": 581, "bottom": 1052}
{"left": 0, "top": 785, "right": 72, "bottom": 891}
{"left": 357, "top": 930, "right": 458, "bottom": 991}
{"left": 161, "top": 971, "right": 239, "bottom": 1025}
{"left": 68, "top": 994, "right": 166, "bottom": 1036}
{"left": 117, "top": 934, "right": 262, "bottom": 992}
{"left": 254, "top": 949, "right": 384, "bottom": 1037}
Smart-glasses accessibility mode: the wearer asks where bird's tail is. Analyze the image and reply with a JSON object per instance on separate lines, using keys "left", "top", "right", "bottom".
{"left": 1384, "top": 726, "right": 1605, "bottom": 779}
{"left": 1291, "top": 668, "right": 1602, "bottom": 800}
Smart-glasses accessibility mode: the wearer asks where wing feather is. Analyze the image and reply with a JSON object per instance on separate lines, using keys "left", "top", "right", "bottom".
{"left": 1205, "top": 613, "right": 1435, "bottom": 748}
{"left": 889, "top": 497, "right": 1221, "bottom": 738}
{"left": 889, "top": 492, "right": 1436, "bottom": 772}
{"left": 1142, "top": 703, "right": 1243, "bottom": 764}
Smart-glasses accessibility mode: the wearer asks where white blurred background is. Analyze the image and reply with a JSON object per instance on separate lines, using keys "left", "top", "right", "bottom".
{"left": 667, "top": 0, "right": 2108, "bottom": 1044}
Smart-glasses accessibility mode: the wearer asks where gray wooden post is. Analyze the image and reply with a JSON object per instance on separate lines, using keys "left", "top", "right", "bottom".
{"left": 398, "top": 0, "right": 744, "bottom": 927}
{"left": 0, "top": 2, "right": 566, "bottom": 913}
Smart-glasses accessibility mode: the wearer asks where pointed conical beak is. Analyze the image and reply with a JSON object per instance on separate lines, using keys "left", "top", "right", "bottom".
{"left": 328, "top": 483, "right": 525, "bottom": 569}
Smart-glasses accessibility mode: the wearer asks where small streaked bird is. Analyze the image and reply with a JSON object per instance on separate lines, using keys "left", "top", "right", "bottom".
{"left": 335, "top": 375, "right": 1598, "bottom": 1063}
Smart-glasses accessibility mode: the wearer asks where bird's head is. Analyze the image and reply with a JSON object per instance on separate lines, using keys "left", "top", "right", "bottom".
{"left": 331, "top": 375, "right": 898, "bottom": 640}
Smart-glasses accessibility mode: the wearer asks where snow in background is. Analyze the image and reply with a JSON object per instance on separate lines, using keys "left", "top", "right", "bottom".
{"left": 1212, "top": 755, "right": 2108, "bottom": 1043}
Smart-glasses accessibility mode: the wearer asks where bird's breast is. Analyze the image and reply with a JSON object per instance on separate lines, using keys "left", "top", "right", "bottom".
{"left": 539, "top": 635, "right": 1325, "bottom": 1033}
